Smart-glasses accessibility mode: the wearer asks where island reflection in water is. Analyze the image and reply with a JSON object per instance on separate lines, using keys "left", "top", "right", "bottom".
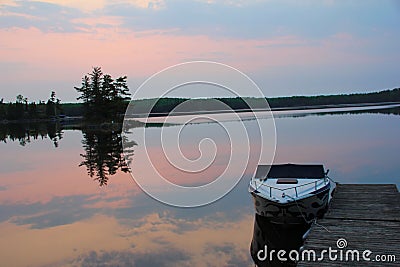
{"left": 79, "top": 125, "right": 136, "bottom": 186}
{"left": 0, "top": 105, "right": 399, "bottom": 266}
{"left": 0, "top": 121, "right": 63, "bottom": 147}
{"left": 0, "top": 120, "right": 138, "bottom": 186}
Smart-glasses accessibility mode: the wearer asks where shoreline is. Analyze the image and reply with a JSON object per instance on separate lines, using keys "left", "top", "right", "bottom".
{"left": 2, "top": 101, "right": 400, "bottom": 123}
{"left": 126, "top": 101, "right": 400, "bottom": 118}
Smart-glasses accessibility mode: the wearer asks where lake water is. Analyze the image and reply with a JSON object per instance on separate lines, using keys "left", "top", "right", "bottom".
{"left": 0, "top": 106, "right": 399, "bottom": 267}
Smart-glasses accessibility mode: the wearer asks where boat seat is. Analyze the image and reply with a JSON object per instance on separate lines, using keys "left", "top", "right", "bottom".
{"left": 276, "top": 178, "right": 298, "bottom": 184}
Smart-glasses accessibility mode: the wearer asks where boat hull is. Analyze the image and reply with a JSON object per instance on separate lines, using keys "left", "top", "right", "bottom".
{"left": 251, "top": 185, "right": 330, "bottom": 224}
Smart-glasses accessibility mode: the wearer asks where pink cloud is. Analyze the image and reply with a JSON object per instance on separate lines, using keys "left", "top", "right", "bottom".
{"left": 0, "top": 26, "right": 383, "bottom": 101}
{"left": 0, "top": 27, "right": 309, "bottom": 75}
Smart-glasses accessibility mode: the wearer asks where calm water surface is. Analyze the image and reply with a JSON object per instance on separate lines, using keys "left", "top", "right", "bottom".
{"left": 0, "top": 107, "right": 399, "bottom": 266}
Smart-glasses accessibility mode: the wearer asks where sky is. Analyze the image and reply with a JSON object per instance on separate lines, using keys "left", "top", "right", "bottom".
{"left": 0, "top": 0, "right": 399, "bottom": 102}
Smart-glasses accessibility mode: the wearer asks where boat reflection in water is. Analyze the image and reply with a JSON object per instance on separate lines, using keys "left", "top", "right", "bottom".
{"left": 250, "top": 214, "right": 310, "bottom": 267}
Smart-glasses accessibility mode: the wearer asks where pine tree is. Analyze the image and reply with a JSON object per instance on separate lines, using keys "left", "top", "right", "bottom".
{"left": 75, "top": 67, "right": 131, "bottom": 120}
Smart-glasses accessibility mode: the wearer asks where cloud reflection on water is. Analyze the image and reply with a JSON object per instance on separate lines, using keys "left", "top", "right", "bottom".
{"left": 0, "top": 108, "right": 399, "bottom": 266}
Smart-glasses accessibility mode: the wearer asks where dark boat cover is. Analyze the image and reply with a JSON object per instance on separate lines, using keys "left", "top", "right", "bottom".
{"left": 255, "top": 164, "right": 325, "bottom": 179}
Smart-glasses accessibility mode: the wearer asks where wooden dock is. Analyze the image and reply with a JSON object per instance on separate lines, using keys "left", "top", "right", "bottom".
{"left": 298, "top": 184, "right": 400, "bottom": 266}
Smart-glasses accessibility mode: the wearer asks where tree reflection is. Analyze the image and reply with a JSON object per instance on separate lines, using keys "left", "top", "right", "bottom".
{"left": 79, "top": 123, "right": 136, "bottom": 186}
{"left": 0, "top": 122, "right": 63, "bottom": 147}
{"left": 0, "top": 120, "right": 137, "bottom": 186}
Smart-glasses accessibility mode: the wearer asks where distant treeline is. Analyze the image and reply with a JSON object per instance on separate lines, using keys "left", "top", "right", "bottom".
{"left": 0, "top": 91, "right": 62, "bottom": 121}
{"left": 2, "top": 87, "right": 400, "bottom": 121}
{"left": 267, "top": 88, "right": 400, "bottom": 108}
{"left": 130, "top": 88, "right": 400, "bottom": 115}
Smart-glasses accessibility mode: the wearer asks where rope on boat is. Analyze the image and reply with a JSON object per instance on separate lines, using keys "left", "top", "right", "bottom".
{"left": 249, "top": 177, "right": 266, "bottom": 193}
{"left": 287, "top": 175, "right": 338, "bottom": 231}
{"left": 287, "top": 194, "right": 331, "bottom": 232}
{"left": 313, "top": 220, "right": 331, "bottom": 233}
{"left": 326, "top": 175, "right": 338, "bottom": 185}
{"left": 285, "top": 194, "right": 315, "bottom": 225}
{"left": 314, "top": 175, "right": 338, "bottom": 232}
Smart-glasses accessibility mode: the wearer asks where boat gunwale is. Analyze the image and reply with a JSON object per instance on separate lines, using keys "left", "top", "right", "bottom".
{"left": 250, "top": 176, "right": 330, "bottom": 193}
{"left": 249, "top": 177, "right": 331, "bottom": 203}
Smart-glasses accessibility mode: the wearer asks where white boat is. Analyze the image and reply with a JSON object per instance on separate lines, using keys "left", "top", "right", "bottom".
{"left": 248, "top": 164, "right": 331, "bottom": 224}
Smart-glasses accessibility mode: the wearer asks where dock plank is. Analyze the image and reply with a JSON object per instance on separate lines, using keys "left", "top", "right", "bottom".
{"left": 298, "top": 184, "right": 400, "bottom": 266}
